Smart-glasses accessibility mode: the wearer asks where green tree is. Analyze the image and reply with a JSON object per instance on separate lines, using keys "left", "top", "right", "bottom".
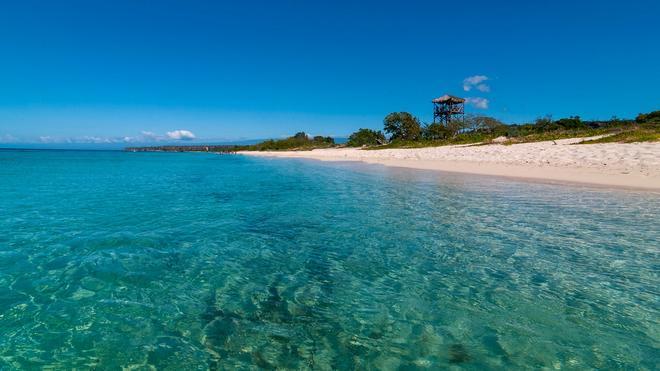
{"left": 383, "top": 112, "right": 422, "bottom": 141}
{"left": 313, "top": 136, "right": 334, "bottom": 144}
{"left": 555, "top": 116, "right": 584, "bottom": 129}
{"left": 293, "top": 132, "right": 308, "bottom": 140}
{"left": 533, "top": 115, "right": 556, "bottom": 131}
{"left": 463, "top": 115, "right": 505, "bottom": 133}
{"left": 444, "top": 121, "right": 462, "bottom": 136}
{"left": 479, "top": 116, "right": 505, "bottom": 133}
{"left": 636, "top": 111, "right": 660, "bottom": 124}
{"left": 249, "top": 132, "right": 335, "bottom": 150}
{"left": 422, "top": 123, "right": 451, "bottom": 140}
{"left": 347, "top": 128, "right": 386, "bottom": 147}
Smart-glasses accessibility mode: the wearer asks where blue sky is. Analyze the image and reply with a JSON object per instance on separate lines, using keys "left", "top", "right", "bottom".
{"left": 1, "top": 0, "right": 658, "bottom": 147}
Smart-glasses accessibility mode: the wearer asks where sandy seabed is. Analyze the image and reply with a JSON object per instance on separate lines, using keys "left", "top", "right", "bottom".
{"left": 240, "top": 137, "right": 660, "bottom": 191}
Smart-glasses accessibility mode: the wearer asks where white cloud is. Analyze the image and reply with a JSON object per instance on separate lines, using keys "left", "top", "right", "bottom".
{"left": 31, "top": 130, "right": 198, "bottom": 144}
{"left": 80, "top": 136, "right": 113, "bottom": 144}
{"left": 39, "top": 135, "right": 133, "bottom": 144}
{"left": 166, "top": 129, "right": 196, "bottom": 141}
{"left": 463, "top": 75, "right": 490, "bottom": 92}
{"left": 475, "top": 84, "right": 490, "bottom": 92}
{"left": 465, "top": 97, "right": 489, "bottom": 109}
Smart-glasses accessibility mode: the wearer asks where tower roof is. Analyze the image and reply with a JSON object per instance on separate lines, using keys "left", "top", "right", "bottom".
{"left": 432, "top": 95, "right": 465, "bottom": 104}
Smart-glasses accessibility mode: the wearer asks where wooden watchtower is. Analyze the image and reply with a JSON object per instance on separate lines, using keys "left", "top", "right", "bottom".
{"left": 432, "top": 95, "right": 465, "bottom": 125}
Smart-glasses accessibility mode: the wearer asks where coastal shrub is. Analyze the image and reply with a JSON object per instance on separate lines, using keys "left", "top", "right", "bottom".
{"left": 481, "top": 116, "right": 506, "bottom": 133}
{"left": 581, "top": 128, "right": 660, "bottom": 144}
{"left": 347, "top": 128, "right": 386, "bottom": 147}
{"left": 555, "top": 116, "right": 584, "bottom": 129}
{"left": 636, "top": 111, "right": 660, "bottom": 124}
{"left": 464, "top": 115, "right": 506, "bottom": 134}
{"left": 533, "top": 115, "right": 556, "bottom": 131}
{"left": 529, "top": 115, "right": 585, "bottom": 131}
{"left": 383, "top": 112, "right": 422, "bottom": 141}
{"left": 422, "top": 123, "right": 451, "bottom": 140}
{"left": 446, "top": 119, "right": 468, "bottom": 136}
{"left": 505, "top": 125, "right": 520, "bottom": 137}
{"left": 504, "top": 124, "right": 540, "bottom": 137}
{"left": 313, "top": 135, "right": 335, "bottom": 144}
{"left": 249, "top": 131, "right": 335, "bottom": 151}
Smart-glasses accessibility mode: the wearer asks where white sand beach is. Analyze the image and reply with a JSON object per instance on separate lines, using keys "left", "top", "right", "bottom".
{"left": 241, "top": 137, "right": 660, "bottom": 190}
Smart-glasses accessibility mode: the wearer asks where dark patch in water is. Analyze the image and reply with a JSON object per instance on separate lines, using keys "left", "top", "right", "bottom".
{"left": 252, "top": 350, "right": 276, "bottom": 370}
{"left": 200, "top": 294, "right": 244, "bottom": 363}
{"left": 368, "top": 330, "right": 383, "bottom": 339}
{"left": 531, "top": 273, "right": 547, "bottom": 285}
{"left": 203, "top": 315, "right": 237, "bottom": 351}
{"left": 145, "top": 337, "right": 185, "bottom": 368}
{"left": 449, "top": 344, "right": 470, "bottom": 364}
{"left": 199, "top": 274, "right": 338, "bottom": 368}
{"left": 482, "top": 332, "right": 507, "bottom": 358}
{"left": 256, "top": 282, "right": 293, "bottom": 324}
{"left": 304, "top": 255, "right": 335, "bottom": 300}
{"left": 200, "top": 295, "right": 241, "bottom": 324}
{"left": 269, "top": 333, "right": 291, "bottom": 343}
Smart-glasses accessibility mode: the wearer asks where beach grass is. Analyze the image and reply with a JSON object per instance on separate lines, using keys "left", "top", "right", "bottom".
{"left": 365, "top": 133, "right": 491, "bottom": 150}
{"left": 365, "top": 129, "right": 601, "bottom": 149}
{"left": 499, "top": 128, "right": 612, "bottom": 145}
{"left": 366, "top": 125, "right": 660, "bottom": 149}
{"left": 579, "top": 127, "right": 660, "bottom": 144}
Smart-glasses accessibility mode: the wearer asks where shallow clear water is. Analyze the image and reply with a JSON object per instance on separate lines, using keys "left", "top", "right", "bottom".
{"left": 0, "top": 149, "right": 658, "bottom": 370}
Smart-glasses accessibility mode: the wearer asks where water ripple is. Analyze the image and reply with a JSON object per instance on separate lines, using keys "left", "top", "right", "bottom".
{"left": 0, "top": 150, "right": 658, "bottom": 369}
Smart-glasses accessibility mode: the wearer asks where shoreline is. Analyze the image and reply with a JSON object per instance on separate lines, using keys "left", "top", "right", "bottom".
{"left": 239, "top": 138, "right": 660, "bottom": 191}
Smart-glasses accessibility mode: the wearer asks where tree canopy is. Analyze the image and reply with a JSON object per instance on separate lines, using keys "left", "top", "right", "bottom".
{"left": 636, "top": 111, "right": 660, "bottom": 124}
{"left": 347, "top": 128, "right": 386, "bottom": 147}
{"left": 422, "top": 123, "right": 451, "bottom": 140}
{"left": 383, "top": 112, "right": 422, "bottom": 141}
{"left": 463, "top": 115, "right": 506, "bottom": 133}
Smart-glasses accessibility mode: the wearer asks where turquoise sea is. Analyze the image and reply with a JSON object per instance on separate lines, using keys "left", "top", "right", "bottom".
{"left": 0, "top": 149, "right": 658, "bottom": 369}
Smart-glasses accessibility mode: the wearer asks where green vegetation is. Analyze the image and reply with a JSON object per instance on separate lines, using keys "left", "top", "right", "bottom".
{"left": 361, "top": 113, "right": 509, "bottom": 149}
{"left": 127, "top": 132, "right": 335, "bottom": 152}
{"left": 346, "top": 128, "right": 386, "bottom": 147}
{"left": 383, "top": 112, "right": 422, "bottom": 141}
{"left": 246, "top": 132, "right": 335, "bottom": 151}
{"left": 499, "top": 129, "right": 611, "bottom": 145}
{"left": 421, "top": 123, "right": 452, "bottom": 140}
{"left": 580, "top": 127, "right": 660, "bottom": 144}
{"left": 635, "top": 110, "right": 660, "bottom": 124}
{"left": 352, "top": 110, "right": 660, "bottom": 149}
